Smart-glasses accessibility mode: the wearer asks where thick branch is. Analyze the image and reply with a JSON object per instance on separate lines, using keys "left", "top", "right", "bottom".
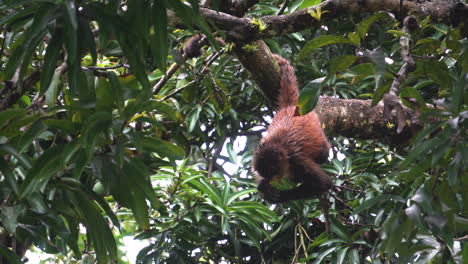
{"left": 315, "top": 96, "right": 419, "bottom": 145}
{"left": 199, "top": 0, "right": 467, "bottom": 42}
{"left": 234, "top": 41, "right": 280, "bottom": 106}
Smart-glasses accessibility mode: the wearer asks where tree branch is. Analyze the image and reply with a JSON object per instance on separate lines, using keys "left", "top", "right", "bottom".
{"left": 199, "top": 0, "right": 467, "bottom": 42}
{"left": 383, "top": 16, "right": 417, "bottom": 134}
{"left": 314, "top": 96, "right": 420, "bottom": 145}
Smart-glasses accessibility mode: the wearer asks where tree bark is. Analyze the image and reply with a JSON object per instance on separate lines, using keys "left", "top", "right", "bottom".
{"left": 199, "top": 0, "right": 467, "bottom": 42}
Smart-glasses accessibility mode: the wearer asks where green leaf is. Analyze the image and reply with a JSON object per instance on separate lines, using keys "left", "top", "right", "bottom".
{"left": 118, "top": 34, "right": 151, "bottom": 91}
{"left": 187, "top": 105, "right": 202, "bottom": 133}
{"left": 132, "top": 135, "right": 185, "bottom": 160}
{"left": 151, "top": 0, "right": 168, "bottom": 73}
{"left": 125, "top": 158, "right": 160, "bottom": 209}
{"left": 20, "top": 144, "right": 66, "bottom": 198}
{"left": 300, "top": 0, "right": 321, "bottom": 9}
{"left": 187, "top": 177, "right": 223, "bottom": 205}
{"left": 297, "top": 77, "right": 324, "bottom": 114}
{"left": 357, "top": 12, "right": 393, "bottom": 39}
{"left": 330, "top": 216, "right": 351, "bottom": 242}
{"left": 312, "top": 247, "right": 336, "bottom": 264}
{"left": 226, "top": 188, "right": 256, "bottom": 205}
{"left": 354, "top": 194, "right": 404, "bottom": 214}
{"left": 328, "top": 55, "right": 357, "bottom": 74}
{"left": 424, "top": 60, "right": 452, "bottom": 89}
{"left": 0, "top": 245, "right": 23, "bottom": 264}
{"left": 386, "top": 30, "right": 410, "bottom": 38}
{"left": 167, "top": 0, "right": 194, "bottom": 28}
{"left": 62, "top": 0, "right": 78, "bottom": 31}
{"left": 107, "top": 72, "right": 125, "bottom": 110}
{"left": 0, "top": 158, "right": 19, "bottom": 195}
{"left": 17, "top": 119, "right": 47, "bottom": 153}
{"left": 44, "top": 68, "right": 63, "bottom": 106}
{"left": 1, "top": 205, "right": 26, "bottom": 233}
{"left": 78, "top": 17, "right": 97, "bottom": 65}
{"left": 371, "top": 82, "right": 390, "bottom": 106}
{"left": 152, "top": 101, "right": 179, "bottom": 121}
{"left": 0, "top": 144, "right": 32, "bottom": 169}
{"left": 0, "top": 7, "right": 34, "bottom": 26}
{"left": 463, "top": 239, "right": 468, "bottom": 263}
{"left": 40, "top": 27, "right": 63, "bottom": 94}
{"left": 364, "top": 47, "right": 387, "bottom": 95}
{"left": 3, "top": 4, "right": 55, "bottom": 79}
{"left": 0, "top": 109, "right": 27, "bottom": 129}
{"left": 95, "top": 78, "right": 114, "bottom": 111}
{"left": 299, "top": 35, "right": 353, "bottom": 60}
{"left": 70, "top": 190, "right": 118, "bottom": 263}
{"left": 347, "top": 248, "right": 359, "bottom": 263}
{"left": 308, "top": 232, "right": 329, "bottom": 249}
{"left": 64, "top": 13, "right": 80, "bottom": 94}
{"left": 82, "top": 111, "right": 112, "bottom": 153}
{"left": 336, "top": 246, "right": 349, "bottom": 264}
{"left": 347, "top": 32, "right": 361, "bottom": 46}
{"left": 226, "top": 141, "right": 237, "bottom": 164}
{"left": 222, "top": 181, "right": 231, "bottom": 205}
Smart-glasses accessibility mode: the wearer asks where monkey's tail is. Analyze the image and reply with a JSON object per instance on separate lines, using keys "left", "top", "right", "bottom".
{"left": 274, "top": 54, "right": 299, "bottom": 109}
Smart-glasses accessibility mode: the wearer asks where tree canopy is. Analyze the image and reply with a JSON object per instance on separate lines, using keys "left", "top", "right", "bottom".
{"left": 0, "top": 0, "right": 467, "bottom": 263}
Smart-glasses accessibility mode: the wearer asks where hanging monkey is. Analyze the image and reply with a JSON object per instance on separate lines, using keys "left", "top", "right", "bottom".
{"left": 252, "top": 55, "right": 332, "bottom": 203}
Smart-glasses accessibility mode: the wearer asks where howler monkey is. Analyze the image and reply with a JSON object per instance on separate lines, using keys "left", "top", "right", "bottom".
{"left": 252, "top": 55, "right": 332, "bottom": 203}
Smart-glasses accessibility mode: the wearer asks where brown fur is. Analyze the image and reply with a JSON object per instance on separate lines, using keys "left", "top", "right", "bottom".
{"left": 252, "top": 55, "right": 332, "bottom": 203}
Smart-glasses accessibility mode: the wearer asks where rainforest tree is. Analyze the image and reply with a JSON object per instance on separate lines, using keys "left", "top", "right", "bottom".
{"left": 0, "top": 0, "right": 467, "bottom": 263}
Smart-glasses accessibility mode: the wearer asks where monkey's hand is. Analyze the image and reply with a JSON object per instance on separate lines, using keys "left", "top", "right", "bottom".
{"left": 257, "top": 179, "right": 282, "bottom": 203}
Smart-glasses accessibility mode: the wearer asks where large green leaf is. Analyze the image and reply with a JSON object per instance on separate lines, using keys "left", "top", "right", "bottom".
{"left": 131, "top": 134, "right": 185, "bottom": 160}
{"left": 0, "top": 205, "right": 25, "bottom": 233}
{"left": 357, "top": 12, "right": 393, "bottom": 39}
{"left": 297, "top": 77, "right": 325, "bottom": 114}
{"left": 19, "top": 144, "right": 67, "bottom": 198}
{"left": 40, "top": 27, "right": 63, "bottom": 94}
{"left": 69, "top": 190, "right": 118, "bottom": 264}
{"left": 299, "top": 35, "right": 353, "bottom": 59}
{"left": 151, "top": 0, "right": 168, "bottom": 73}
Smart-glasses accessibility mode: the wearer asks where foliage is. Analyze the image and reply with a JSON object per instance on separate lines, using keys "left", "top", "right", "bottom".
{"left": 0, "top": 0, "right": 467, "bottom": 263}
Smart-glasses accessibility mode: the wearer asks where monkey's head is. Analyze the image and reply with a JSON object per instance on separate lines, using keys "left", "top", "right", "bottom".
{"left": 253, "top": 142, "right": 288, "bottom": 180}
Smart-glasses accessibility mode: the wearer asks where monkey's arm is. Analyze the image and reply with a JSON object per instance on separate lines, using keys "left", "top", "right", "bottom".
{"left": 257, "top": 158, "right": 332, "bottom": 203}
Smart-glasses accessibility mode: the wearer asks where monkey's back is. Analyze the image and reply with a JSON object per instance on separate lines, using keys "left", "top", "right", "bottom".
{"left": 263, "top": 106, "right": 328, "bottom": 163}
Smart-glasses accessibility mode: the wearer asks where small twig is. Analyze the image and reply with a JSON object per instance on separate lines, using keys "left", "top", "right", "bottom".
{"left": 329, "top": 192, "right": 353, "bottom": 210}
{"left": 207, "top": 140, "right": 224, "bottom": 178}
{"left": 277, "top": 0, "right": 290, "bottom": 15}
{"left": 455, "top": 235, "right": 468, "bottom": 241}
{"left": 158, "top": 79, "right": 197, "bottom": 101}
{"left": 159, "top": 50, "right": 225, "bottom": 101}
{"left": 152, "top": 62, "right": 181, "bottom": 95}
{"left": 362, "top": 147, "right": 376, "bottom": 173}
{"left": 0, "top": 29, "right": 7, "bottom": 69}
{"left": 412, "top": 54, "right": 439, "bottom": 60}
{"left": 333, "top": 184, "right": 365, "bottom": 194}
{"left": 383, "top": 16, "right": 417, "bottom": 134}
{"left": 320, "top": 196, "right": 331, "bottom": 233}
{"left": 153, "top": 34, "right": 214, "bottom": 95}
